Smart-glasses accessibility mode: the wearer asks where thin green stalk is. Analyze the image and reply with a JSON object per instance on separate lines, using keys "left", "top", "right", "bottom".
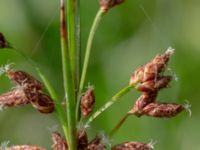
{"left": 67, "top": 0, "right": 77, "bottom": 92}
{"left": 76, "top": 9, "right": 105, "bottom": 120}
{"left": 36, "top": 68, "right": 69, "bottom": 141}
{"left": 61, "top": 0, "right": 77, "bottom": 149}
{"left": 109, "top": 113, "right": 130, "bottom": 137}
{"left": 75, "top": 0, "right": 81, "bottom": 94}
{"left": 85, "top": 85, "right": 133, "bottom": 127}
{"left": 79, "top": 8, "right": 105, "bottom": 93}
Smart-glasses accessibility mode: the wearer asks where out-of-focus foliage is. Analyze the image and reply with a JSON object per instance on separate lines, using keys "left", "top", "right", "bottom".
{"left": 0, "top": 0, "right": 199, "bottom": 149}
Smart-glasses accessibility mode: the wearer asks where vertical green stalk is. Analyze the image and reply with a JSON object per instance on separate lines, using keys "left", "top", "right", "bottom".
{"left": 60, "top": 0, "right": 77, "bottom": 149}
{"left": 75, "top": 0, "right": 81, "bottom": 93}
{"left": 66, "top": 0, "right": 77, "bottom": 92}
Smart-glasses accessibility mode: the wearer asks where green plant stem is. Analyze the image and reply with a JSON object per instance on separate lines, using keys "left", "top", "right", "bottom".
{"left": 67, "top": 0, "right": 77, "bottom": 93}
{"left": 61, "top": 0, "right": 77, "bottom": 149}
{"left": 76, "top": 9, "right": 105, "bottom": 120}
{"left": 79, "top": 8, "right": 105, "bottom": 93}
{"left": 36, "top": 68, "right": 69, "bottom": 141}
{"left": 85, "top": 85, "right": 133, "bottom": 127}
{"left": 109, "top": 113, "right": 130, "bottom": 137}
{"left": 75, "top": 0, "right": 80, "bottom": 94}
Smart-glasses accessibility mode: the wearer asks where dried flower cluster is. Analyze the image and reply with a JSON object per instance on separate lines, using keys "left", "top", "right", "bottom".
{"left": 0, "top": 69, "right": 54, "bottom": 113}
{"left": 80, "top": 87, "right": 95, "bottom": 117}
{"left": 129, "top": 48, "right": 185, "bottom": 118}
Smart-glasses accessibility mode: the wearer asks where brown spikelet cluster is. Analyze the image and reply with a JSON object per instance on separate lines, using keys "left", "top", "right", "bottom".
{"left": 51, "top": 129, "right": 89, "bottom": 150}
{"left": 0, "top": 88, "right": 29, "bottom": 108}
{"left": 52, "top": 132, "right": 68, "bottom": 150}
{"left": 0, "top": 69, "right": 54, "bottom": 113}
{"left": 112, "top": 141, "right": 153, "bottom": 150}
{"left": 77, "top": 129, "right": 88, "bottom": 149}
{"left": 87, "top": 136, "right": 106, "bottom": 150}
{"left": 142, "top": 102, "right": 184, "bottom": 118}
{"left": 7, "top": 70, "right": 43, "bottom": 90}
{"left": 129, "top": 48, "right": 185, "bottom": 118}
{"left": 99, "top": 0, "right": 125, "bottom": 12}
{"left": 80, "top": 86, "right": 95, "bottom": 117}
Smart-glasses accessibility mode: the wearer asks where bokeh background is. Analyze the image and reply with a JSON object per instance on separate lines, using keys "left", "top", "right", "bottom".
{"left": 0, "top": 0, "right": 200, "bottom": 149}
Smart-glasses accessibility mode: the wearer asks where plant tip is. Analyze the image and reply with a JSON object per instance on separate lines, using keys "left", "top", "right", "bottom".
{"left": 166, "top": 47, "right": 175, "bottom": 56}
{"left": 184, "top": 100, "right": 192, "bottom": 117}
{"left": 0, "top": 141, "right": 10, "bottom": 150}
{"left": 148, "top": 139, "right": 157, "bottom": 149}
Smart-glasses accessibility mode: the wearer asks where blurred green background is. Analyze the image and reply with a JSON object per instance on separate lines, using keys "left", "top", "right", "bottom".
{"left": 0, "top": 0, "right": 200, "bottom": 149}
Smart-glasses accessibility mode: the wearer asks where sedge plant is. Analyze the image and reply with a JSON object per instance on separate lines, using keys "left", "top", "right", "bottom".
{"left": 0, "top": 0, "right": 190, "bottom": 150}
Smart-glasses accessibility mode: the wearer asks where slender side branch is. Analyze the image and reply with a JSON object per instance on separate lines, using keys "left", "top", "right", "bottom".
{"left": 79, "top": 9, "right": 105, "bottom": 93}
{"left": 76, "top": 9, "right": 105, "bottom": 120}
{"left": 67, "top": 0, "right": 77, "bottom": 92}
{"left": 85, "top": 85, "right": 133, "bottom": 127}
{"left": 37, "top": 68, "right": 69, "bottom": 141}
{"left": 60, "top": 0, "right": 77, "bottom": 149}
{"left": 109, "top": 113, "right": 130, "bottom": 137}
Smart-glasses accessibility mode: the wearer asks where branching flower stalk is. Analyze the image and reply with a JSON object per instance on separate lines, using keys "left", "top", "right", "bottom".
{"left": 0, "top": 0, "right": 189, "bottom": 150}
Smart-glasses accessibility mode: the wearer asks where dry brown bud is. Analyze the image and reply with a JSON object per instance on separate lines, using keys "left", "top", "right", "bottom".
{"left": 80, "top": 87, "right": 95, "bottom": 117}
{"left": 87, "top": 136, "right": 105, "bottom": 150}
{"left": 52, "top": 132, "right": 68, "bottom": 150}
{"left": 135, "top": 76, "right": 172, "bottom": 93}
{"left": 142, "top": 102, "right": 184, "bottom": 118}
{"left": 29, "top": 91, "right": 55, "bottom": 113}
{"left": 8, "top": 145, "right": 46, "bottom": 150}
{"left": 0, "top": 88, "right": 29, "bottom": 108}
{"left": 99, "top": 0, "right": 125, "bottom": 12}
{"left": 129, "top": 48, "right": 174, "bottom": 86}
{"left": 77, "top": 129, "right": 88, "bottom": 150}
{"left": 129, "top": 93, "right": 157, "bottom": 117}
{"left": 7, "top": 70, "right": 43, "bottom": 90}
{"left": 0, "top": 32, "right": 11, "bottom": 49}
{"left": 112, "top": 141, "right": 153, "bottom": 150}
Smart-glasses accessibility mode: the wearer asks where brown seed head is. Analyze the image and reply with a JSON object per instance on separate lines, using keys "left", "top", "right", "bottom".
{"left": 129, "top": 48, "right": 174, "bottom": 86}
{"left": 30, "top": 91, "right": 55, "bottom": 113}
{"left": 80, "top": 87, "right": 95, "bottom": 117}
{"left": 7, "top": 70, "right": 43, "bottom": 90}
{"left": 8, "top": 145, "right": 46, "bottom": 150}
{"left": 129, "top": 93, "right": 157, "bottom": 117}
{"left": 87, "top": 136, "right": 105, "bottom": 150}
{"left": 142, "top": 102, "right": 184, "bottom": 118}
{"left": 135, "top": 76, "right": 172, "bottom": 93}
{"left": 0, "top": 88, "right": 29, "bottom": 108}
{"left": 52, "top": 132, "right": 68, "bottom": 150}
{"left": 77, "top": 129, "right": 88, "bottom": 150}
{"left": 112, "top": 141, "right": 153, "bottom": 150}
{"left": 99, "top": 0, "right": 125, "bottom": 12}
